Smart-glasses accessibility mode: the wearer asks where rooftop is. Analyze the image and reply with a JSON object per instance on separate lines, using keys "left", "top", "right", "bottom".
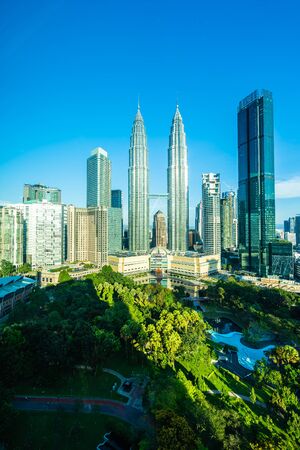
{"left": 0, "top": 276, "right": 36, "bottom": 299}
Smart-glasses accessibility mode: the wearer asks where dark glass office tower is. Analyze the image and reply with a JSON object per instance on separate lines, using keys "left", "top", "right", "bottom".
{"left": 238, "top": 90, "right": 275, "bottom": 276}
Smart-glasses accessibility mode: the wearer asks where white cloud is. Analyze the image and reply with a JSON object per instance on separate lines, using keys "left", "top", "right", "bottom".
{"left": 276, "top": 177, "right": 300, "bottom": 199}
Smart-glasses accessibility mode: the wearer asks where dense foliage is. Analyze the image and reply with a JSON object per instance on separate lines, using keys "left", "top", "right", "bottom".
{"left": 1, "top": 267, "right": 300, "bottom": 449}
{"left": 207, "top": 277, "right": 300, "bottom": 343}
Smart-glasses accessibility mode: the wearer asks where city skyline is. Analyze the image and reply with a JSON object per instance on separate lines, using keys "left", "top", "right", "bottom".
{"left": 1, "top": 2, "right": 300, "bottom": 225}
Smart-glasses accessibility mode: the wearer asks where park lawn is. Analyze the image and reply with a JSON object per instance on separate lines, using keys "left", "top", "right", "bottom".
{"left": 6, "top": 411, "right": 133, "bottom": 450}
{"left": 199, "top": 365, "right": 272, "bottom": 405}
{"left": 104, "top": 350, "right": 152, "bottom": 377}
{"left": 14, "top": 369, "right": 127, "bottom": 402}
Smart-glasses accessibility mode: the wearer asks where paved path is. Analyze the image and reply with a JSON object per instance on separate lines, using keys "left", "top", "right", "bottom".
{"left": 205, "top": 389, "right": 266, "bottom": 407}
{"left": 13, "top": 395, "right": 152, "bottom": 429}
{"left": 103, "top": 368, "right": 126, "bottom": 383}
{"left": 103, "top": 368, "right": 149, "bottom": 411}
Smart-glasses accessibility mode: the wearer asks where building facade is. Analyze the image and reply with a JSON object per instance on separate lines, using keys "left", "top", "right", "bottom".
{"left": 195, "top": 202, "right": 202, "bottom": 242}
{"left": 23, "top": 183, "right": 61, "bottom": 204}
{"left": 128, "top": 105, "right": 149, "bottom": 253}
{"left": 108, "top": 207, "right": 123, "bottom": 253}
{"left": 87, "top": 147, "right": 111, "bottom": 208}
{"left": 14, "top": 202, "right": 65, "bottom": 269}
{"left": 238, "top": 90, "right": 276, "bottom": 276}
{"left": 111, "top": 190, "right": 123, "bottom": 208}
{"left": 0, "top": 276, "right": 35, "bottom": 319}
{"left": 269, "top": 240, "right": 294, "bottom": 279}
{"left": 67, "top": 205, "right": 108, "bottom": 267}
{"left": 108, "top": 253, "right": 150, "bottom": 275}
{"left": 221, "top": 191, "right": 237, "bottom": 250}
{"left": 0, "top": 206, "right": 24, "bottom": 266}
{"left": 295, "top": 215, "right": 300, "bottom": 247}
{"left": 284, "top": 217, "right": 295, "bottom": 233}
{"left": 167, "top": 105, "right": 189, "bottom": 252}
{"left": 202, "top": 173, "right": 221, "bottom": 255}
{"left": 152, "top": 210, "right": 167, "bottom": 248}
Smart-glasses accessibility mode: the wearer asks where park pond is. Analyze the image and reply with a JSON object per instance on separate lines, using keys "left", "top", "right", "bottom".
{"left": 209, "top": 330, "right": 275, "bottom": 371}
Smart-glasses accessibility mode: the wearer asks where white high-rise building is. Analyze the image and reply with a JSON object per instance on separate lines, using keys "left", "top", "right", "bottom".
{"left": 195, "top": 202, "right": 202, "bottom": 242}
{"left": 87, "top": 147, "right": 111, "bottom": 208}
{"left": 220, "top": 191, "right": 237, "bottom": 250}
{"left": 128, "top": 105, "right": 149, "bottom": 253}
{"left": 202, "top": 173, "right": 221, "bottom": 255}
{"left": 167, "top": 105, "right": 189, "bottom": 251}
{"left": 0, "top": 206, "right": 24, "bottom": 266}
{"left": 14, "top": 202, "right": 65, "bottom": 268}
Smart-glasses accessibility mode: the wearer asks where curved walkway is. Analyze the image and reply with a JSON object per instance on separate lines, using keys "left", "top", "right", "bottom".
{"left": 13, "top": 395, "right": 152, "bottom": 430}
{"left": 205, "top": 389, "right": 266, "bottom": 407}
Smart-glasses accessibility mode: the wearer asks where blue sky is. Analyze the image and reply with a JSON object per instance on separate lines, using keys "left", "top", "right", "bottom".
{"left": 0, "top": 0, "right": 300, "bottom": 225}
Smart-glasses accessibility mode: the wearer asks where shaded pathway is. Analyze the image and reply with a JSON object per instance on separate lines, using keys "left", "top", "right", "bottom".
{"left": 13, "top": 395, "right": 152, "bottom": 430}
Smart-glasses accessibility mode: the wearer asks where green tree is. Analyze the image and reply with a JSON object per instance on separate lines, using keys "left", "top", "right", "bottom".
{"left": 269, "top": 345, "right": 300, "bottom": 366}
{"left": 155, "top": 409, "right": 198, "bottom": 450}
{"left": 250, "top": 387, "right": 256, "bottom": 404}
{"left": 58, "top": 269, "right": 72, "bottom": 283}
{"left": 0, "top": 260, "right": 15, "bottom": 277}
{"left": 17, "top": 263, "right": 32, "bottom": 274}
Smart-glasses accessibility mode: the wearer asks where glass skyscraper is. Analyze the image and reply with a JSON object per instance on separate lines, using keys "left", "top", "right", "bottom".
{"left": 111, "top": 190, "right": 123, "bottom": 208}
{"left": 128, "top": 105, "right": 149, "bottom": 253}
{"left": 167, "top": 105, "right": 189, "bottom": 252}
{"left": 87, "top": 147, "right": 111, "bottom": 208}
{"left": 238, "top": 89, "right": 275, "bottom": 275}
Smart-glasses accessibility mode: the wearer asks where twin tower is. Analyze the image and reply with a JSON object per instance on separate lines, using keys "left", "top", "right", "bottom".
{"left": 128, "top": 104, "right": 189, "bottom": 253}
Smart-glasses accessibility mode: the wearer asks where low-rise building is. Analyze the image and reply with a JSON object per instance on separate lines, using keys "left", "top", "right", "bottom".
{"left": 168, "top": 252, "right": 221, "bottom": 278}
{"left": 108, "top": 253, "right": 150, "bottom": 275}
{"left": 108, "top": 250, "right": 220, "bottom": 279}
{"left": 0, "top": 276, "right": 36, "bottom": 319}
{"left": 40, "top": 266, "right": 100, "bottom": 287}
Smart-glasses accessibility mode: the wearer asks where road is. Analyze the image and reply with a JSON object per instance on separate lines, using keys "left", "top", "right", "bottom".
{"left": 13, "top": 395, "right": 152, "bottom": 429}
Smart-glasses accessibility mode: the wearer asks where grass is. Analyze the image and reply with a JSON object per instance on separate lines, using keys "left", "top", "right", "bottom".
{"left": 205, "top": 366, "right": 271, "bottom": 403}
{"left": 5, "top": 411, "right": 133, "bottom": 450}
{"left": 14, "top": 369, "right": 127, "bottom": 402}
{"left": 104, "top": 350, "right": 152, "bottom": 378}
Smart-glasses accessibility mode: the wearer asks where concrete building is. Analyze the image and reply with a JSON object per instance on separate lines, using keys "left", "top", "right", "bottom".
{"left": 23, "top": 183, "right": 61, "bottom": 204}
{"left": 87, "top": 147, "right": 111, "bottom": 208}
{"left": 202, "top": 173, "right": 221, "bottom": 255}
{"left": 108, "top": 207, "right": 122, "bottom": 253}
{"left": 238, "top": 90, "right": 275, "bottom": 276}
{"left": 269, "top": 240, "right": 294, "bottom": 279}
{"left": 284, "top": 232, "right": 296, "bottom": 246}
{"left": 152, "top": 210, "right": 167, "bottom": 248}
{"left": 295, "top": 215, "right": 300, "bottom": 247}
{"left": 128, "top": 105, "right": 149, "bottom": 253}
{"left": 195, "top": 202, "right": 202, "bottom": 242}
{"left": 67, "top": 206, "right": 108, "bottom": 267}
{"left": 40, "top": 266, "right": 100, "bottom": 287}
{"left": 295, "top": 258, "right": 300, "bottom": 281}
{"left": 108, "top": 253, "right": 150, "bottom": 275}
{"left": 168, "top": 105, "right": 189, "bottom": 252}
{"left": 0, "top": 276, "right": 35, "bottom": 319}
{"left": 168, "top": 253, "right": 221, "bottom": 278}
{"left": 14, "top": 202, "right": 65, "bottom": 269}
{"left": 221, "top": 191, "right": 237, "bottom": 251}
{"left": 108, "top": 250, "right": 220, "bottom": 279}
{"left": 0, "top": 206, "right": 24, "bottom": 266}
